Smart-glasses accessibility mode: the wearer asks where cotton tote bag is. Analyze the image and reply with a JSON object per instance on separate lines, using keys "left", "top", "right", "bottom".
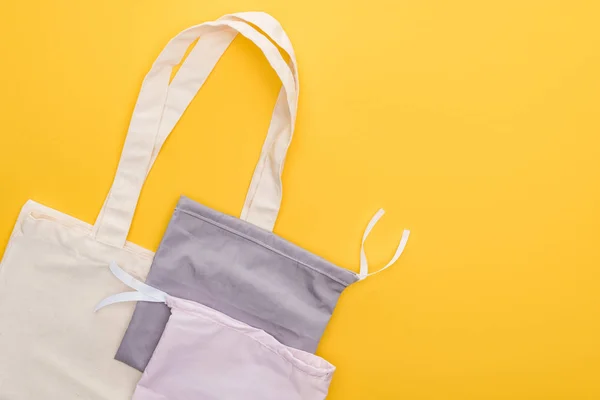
{"left": 0, "top": 12, "right": 300, "bottom": 399}
{"left": 116, "top": 15, "right": 410, "bottom": 372}
{"left": 97, "top": 262, "right": 335, "bottom": 400}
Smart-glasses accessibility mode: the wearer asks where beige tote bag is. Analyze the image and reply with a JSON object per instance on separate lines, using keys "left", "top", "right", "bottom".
{"left": 0, "top": 12, "right": 298, "bottom": 399}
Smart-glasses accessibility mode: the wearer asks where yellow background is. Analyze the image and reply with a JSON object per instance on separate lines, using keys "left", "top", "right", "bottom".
{"left": 0, "top": 1, "right": 599, "bottom": 398}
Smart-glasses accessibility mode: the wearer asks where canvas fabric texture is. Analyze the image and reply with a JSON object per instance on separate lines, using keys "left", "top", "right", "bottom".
{"left": 0, "top": 11, "right": 299, "bottom": 399}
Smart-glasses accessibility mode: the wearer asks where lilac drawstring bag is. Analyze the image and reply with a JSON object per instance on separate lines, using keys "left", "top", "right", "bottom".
{"left": 111, "top": 12, "right": 411, "bottom": 371}
{"left": 97, "top": 262, "right": 335, "bottom": 400}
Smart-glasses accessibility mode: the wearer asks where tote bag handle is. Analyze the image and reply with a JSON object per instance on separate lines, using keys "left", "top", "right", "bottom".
{"left": 93, "top": 13, "right": 298, "bottom": 248}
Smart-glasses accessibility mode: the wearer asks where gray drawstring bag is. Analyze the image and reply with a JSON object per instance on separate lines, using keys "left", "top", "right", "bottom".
{"left": 114, "top": 13, "right": 410, "bottom": 371}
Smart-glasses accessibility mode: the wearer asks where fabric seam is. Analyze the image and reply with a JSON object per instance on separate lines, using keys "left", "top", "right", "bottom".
{"left": 176, "top": 207, "right": 356, "bottom": 286}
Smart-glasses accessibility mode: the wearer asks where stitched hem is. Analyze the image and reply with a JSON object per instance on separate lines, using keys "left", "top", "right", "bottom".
{"left": 176, "top": 207, "right": 357, "bottom": 286}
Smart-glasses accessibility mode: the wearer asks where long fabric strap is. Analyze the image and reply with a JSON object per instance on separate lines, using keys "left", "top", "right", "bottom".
{"left": 150, "top": 13, "right": 298, "bottom": 168}
{"left": 94, "top": 13, "right": 298, "bottom": 248}
{"left": 94, "top": 13, "right": 299, "bottom": 242}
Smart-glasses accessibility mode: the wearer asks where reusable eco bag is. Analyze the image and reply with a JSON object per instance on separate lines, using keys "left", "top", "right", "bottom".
{"left": 98, "top": 262, "right": 335, "bottom": 400}
{"left": 0, "top": 12, "right": 300, "bottom": 399}
{"left": 117, "top": 13, "right": 411, "bottom": 372}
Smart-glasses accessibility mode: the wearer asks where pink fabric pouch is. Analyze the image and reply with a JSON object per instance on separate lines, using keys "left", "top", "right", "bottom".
{"left": 96, "top": 262, "right": 335, "bottom": 400}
